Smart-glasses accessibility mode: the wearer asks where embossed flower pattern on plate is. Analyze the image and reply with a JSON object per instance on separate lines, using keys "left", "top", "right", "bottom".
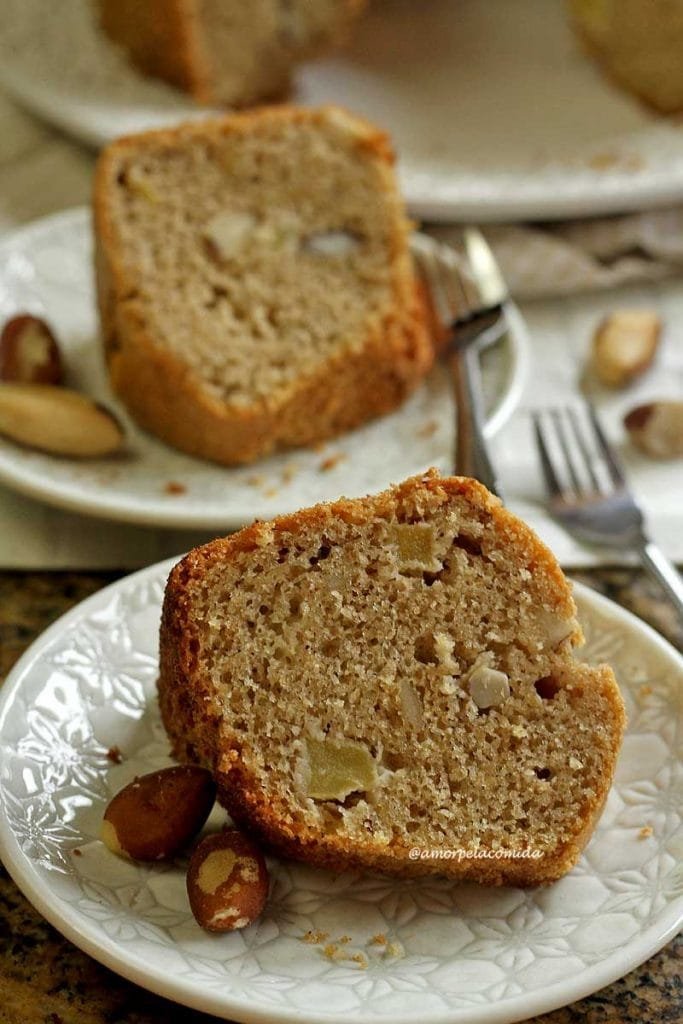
{"left": 0, "top": 563, "right": 681, "bottom": 1024}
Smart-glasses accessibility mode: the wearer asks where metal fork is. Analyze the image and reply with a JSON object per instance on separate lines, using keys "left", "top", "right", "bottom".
{"left": 533, "top": 402, "right": 683, "bottom": 618}
{"left": 412, "top": 229, "right": 507, "bottom": 498}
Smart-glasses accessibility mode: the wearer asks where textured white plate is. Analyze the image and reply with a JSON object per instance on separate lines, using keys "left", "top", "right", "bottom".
{"left": 2, "top": 0, "right": 683, "bottom": 221}
{"left": 0, "top": 565, "right": 681, "bottom": 1024}
{"left": 0, "top": 207, "right": 527, "bottom": 530}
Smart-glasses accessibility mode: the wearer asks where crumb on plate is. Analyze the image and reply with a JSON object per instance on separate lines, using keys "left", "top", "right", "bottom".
{"left": 319, "top": 453, "right": 346, "bottom": 472}
{"left": 164, "top": 481, "right": 187, "bottom": 495}
{"left": 417, "top": 419, "right": 438, "bottom": 439}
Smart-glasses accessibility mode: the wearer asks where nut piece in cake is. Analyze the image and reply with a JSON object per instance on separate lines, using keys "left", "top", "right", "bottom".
{"left": 303, "top": 230, "right": 360, "bottom": 257}
{"left": 303, "top": 736, "right": 377, "bottom": 801}
{"left": 203, "top": 210, "right": 257, "bottom": 261}
{"left": 467, "top": 665, "right": 511, "bottom": 709}
{"left": 390, "top": 522, "right": 441, "bottom": 571}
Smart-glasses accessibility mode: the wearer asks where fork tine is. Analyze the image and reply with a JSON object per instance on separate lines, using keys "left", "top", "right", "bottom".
{"left": 532, "top": 411, "right": 565, "bottom": 498}
{"left": 585, "top": 401, "right": 626, "bottom": 488}
{"left": 566, "top": 406, "right": 602, "bottom": 493}
{"left": 551, "top": 408, "right": 584, "bottom": 494}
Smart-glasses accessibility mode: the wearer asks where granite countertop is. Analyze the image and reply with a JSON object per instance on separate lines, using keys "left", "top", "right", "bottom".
{"left": 1, "top": 569, "right": 681, "bottom": 1024}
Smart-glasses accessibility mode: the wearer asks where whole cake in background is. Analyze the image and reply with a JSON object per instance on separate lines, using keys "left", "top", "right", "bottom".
{"left": 159, "top": 471, "right": 626, "bottom": 884}
{"left": 99, "top": 0, "right": 682, "bottom": 116}
{"left": 98, "top": 0, "right": 367, "bottom": 106}
{"left": 93, "top": 105, "right": 433, "bottom": 465}
{"left": 568, "top": 0, "right": 683, "bottom": 113}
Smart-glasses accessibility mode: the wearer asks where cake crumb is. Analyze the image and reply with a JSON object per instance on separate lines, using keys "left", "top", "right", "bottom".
{"left": 386, "top": 941, "right": 405, "bottom": 959}
{"left": 319, "top": 453, "right": 346, "bottom": 472}
{"left": 106, "top": 746, "right": 123, "bottom": 764}
{"left": 320, "top": 941, "right": 368, "bottom": 966}
{"left": 72, "top": 847, "right": 82, "bottom": 857}
{"left": 638, "top": 684, "right": 653, "bottom": 699}
{"left": 263, "top": 487, "right": 279, "bottom": 498}
{"left": 164, "top": 481, "right": 187, "bottom": 495}
{"left": 369, "top": 933, "right": 387, "bottom": 946}
{"left": 302, "top": 929, "right": 329, "bottom": 944}
{"left": 281, "top": 462, "right": 299, "bottom": 484}
{"left": 587, "top": 150, "right": 621, "bottom": 171}
{"left": 417, "top": 419, "right": 438, "bottom": 439}
{"left": 247, "top": 474, "right": 265, "bottom": 487}
{"left": 587, "top": 150, "right": 644, "bottom": 173}
{"left": 638, "top": 825, "right": 653, "bottom": 839}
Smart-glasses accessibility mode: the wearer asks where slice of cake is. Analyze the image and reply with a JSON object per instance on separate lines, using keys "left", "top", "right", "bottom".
{"left": 98, "top": 0, "right": 366, "bottom": 107}
{"left": 94, "top": 106, "right": 433, "bottom": 466}
{"left": 158, "top": 471, "right": 626, "bottom": 884}
{"left": 569, "top": 0, "right": 683, "bottom": 113}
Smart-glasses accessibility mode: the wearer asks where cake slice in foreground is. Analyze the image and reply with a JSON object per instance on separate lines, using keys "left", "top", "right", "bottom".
{"left": 159, "top": 472, "right": 625, "bottom": 884}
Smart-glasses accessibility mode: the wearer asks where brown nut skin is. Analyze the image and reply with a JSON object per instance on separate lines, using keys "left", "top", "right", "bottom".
{"left": 0, "top": 384, "right": 125, "bottom": 458}
{"left": 592, "top": 310, "right": 660, "bottom": 389}
{"left": 624, "top": 401, "right": 683, "bottom": 458}
{"left": 187, "top": 830, "right": 269, "bottom": 932}
{"left": 0, "top": 314, "right": 63, "bottom": 385}
{"left": 101, "top": 765, "right": 216, "bottom": 862}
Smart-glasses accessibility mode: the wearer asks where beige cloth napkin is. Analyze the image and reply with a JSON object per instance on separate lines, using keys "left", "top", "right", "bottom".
{"left": 431, "top": 207, "right": 683, "bottom": 300}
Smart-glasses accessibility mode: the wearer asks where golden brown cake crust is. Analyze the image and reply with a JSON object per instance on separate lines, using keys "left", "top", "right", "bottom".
{"left": 99, "top": 0, "right": 367, "bottom": 107}
{"left": 569, "top": 0, "right": 683, "bottom": 114}
{"left": 98, "top": 0, "right": 202, "bottom": 96}
{"left": 93, "top": 106, "right": 433, "bottom": 466}
{"left": 158, "top": 473, "right": 626, "bottom": 884}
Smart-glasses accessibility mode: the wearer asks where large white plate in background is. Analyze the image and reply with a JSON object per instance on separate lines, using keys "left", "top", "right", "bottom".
{"left": 0, "top": 208, "right": 527, "bottom": 529}
{"left": 2, "top": 0, "right": 683, "bottom": 221}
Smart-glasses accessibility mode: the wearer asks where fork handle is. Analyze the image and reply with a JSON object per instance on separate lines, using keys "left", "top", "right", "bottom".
{"left": 450, "top": 343, "right": 505, "bottom": 499}
{"left": 638, "top": 540, "right": 683, "bottom": 620}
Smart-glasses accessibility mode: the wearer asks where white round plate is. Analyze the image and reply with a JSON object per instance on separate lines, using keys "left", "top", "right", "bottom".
{"left": 0, "top": 207, "right": 527, "bottom": 530}
{"left": 0, "top": 567, "right": 681, "bottom": 1023}
{"left": 2, "top": 0, "right": 683, "bottom": 220}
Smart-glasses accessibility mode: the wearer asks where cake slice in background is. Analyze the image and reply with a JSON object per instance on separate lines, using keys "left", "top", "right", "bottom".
{"left": 94, "top": 106, "right": 432, "bottom": 465}
{"left": 98, "top": 0, "right": 367, "bottom": 107}
{"left": 159, "top": 471, "right": 626, "bottom": 884}
{"left": 569, "top": 0, "right": 683, "bottom": 113}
